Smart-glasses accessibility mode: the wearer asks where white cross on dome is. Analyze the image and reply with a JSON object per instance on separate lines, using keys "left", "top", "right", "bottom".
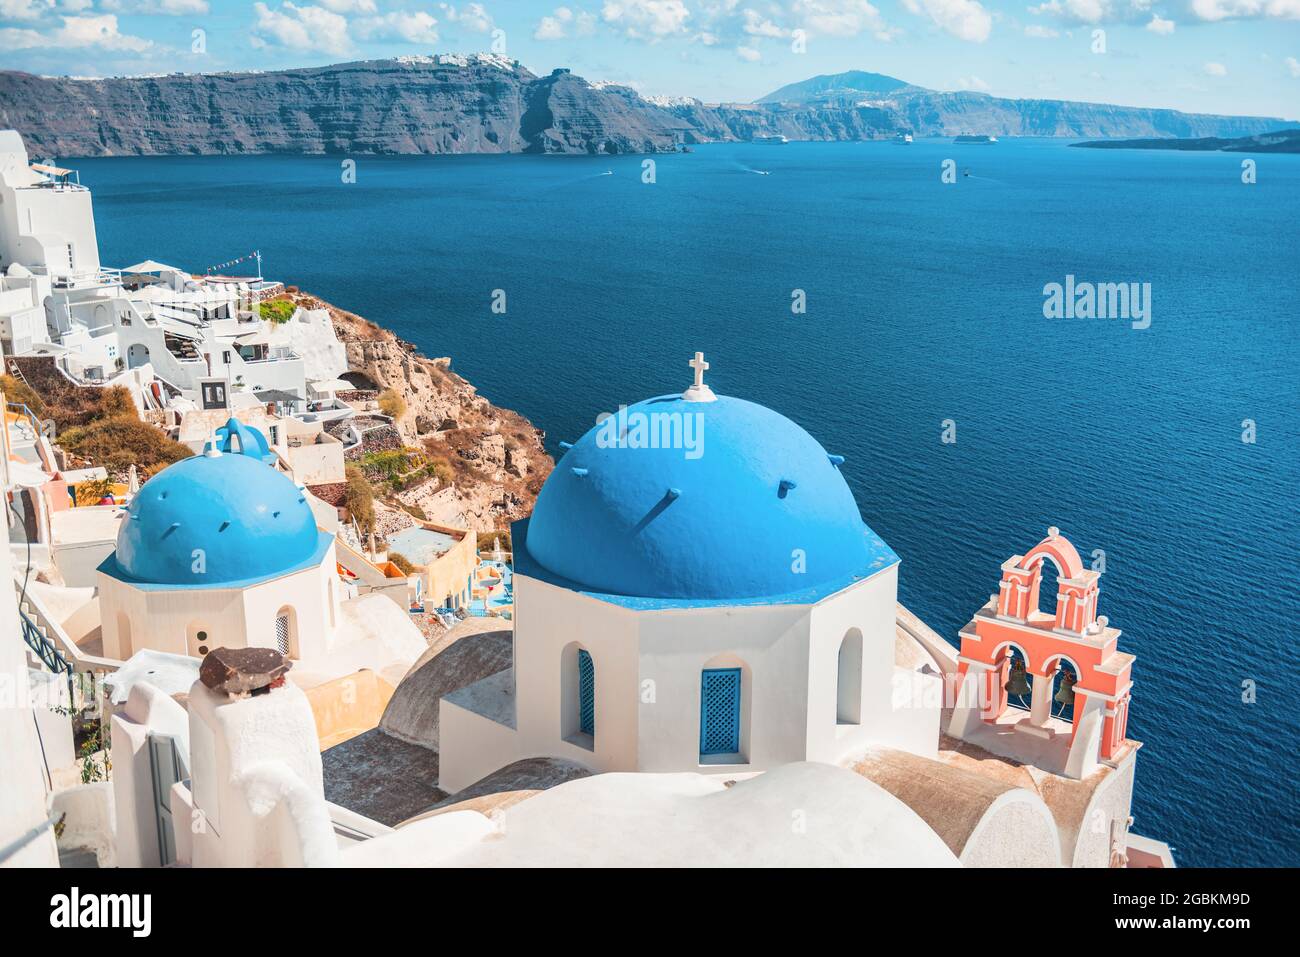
{"left": 682, "top": 351, "right": 717, "bottom": 403}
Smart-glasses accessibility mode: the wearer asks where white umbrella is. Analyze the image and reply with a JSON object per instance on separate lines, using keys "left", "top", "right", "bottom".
{"left": 123, "top": 260, "right": 179, "bottom": 274}
{"left": 127, "top": 464, "right": 139, "bottom": 494}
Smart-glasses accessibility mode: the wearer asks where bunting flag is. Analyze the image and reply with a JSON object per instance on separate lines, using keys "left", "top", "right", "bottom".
{"left": 205, "top": 250, "right": 261, "bottom": 274}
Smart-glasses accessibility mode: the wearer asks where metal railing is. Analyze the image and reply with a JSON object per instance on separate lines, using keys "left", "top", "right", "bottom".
{"left": 5, "top": 401, "right": 55, "bottom": 440}
{"left": 19, "top": 605, "right": 72, "bottom": 677}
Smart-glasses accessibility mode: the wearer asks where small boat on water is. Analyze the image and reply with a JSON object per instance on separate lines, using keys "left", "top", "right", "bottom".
{"left": 894, "top": 131, "right": 913, "bottom": 145}
{"left": 954, "top": 133, "right": 998, "bottom": 144}
{"left": 752, "top": 133, "right": 789, "bottom": 144}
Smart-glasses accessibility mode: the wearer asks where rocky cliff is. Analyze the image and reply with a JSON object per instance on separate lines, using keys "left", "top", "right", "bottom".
{"left": 288, "top": 289, "right": 553, "bottom": 531}
{"left": 0, "top": 55, "right": 686, "bottom": 157}
{"left": 0, "top": 57, "right": 1288, "bottom": 157}
{"left": 671, "top": 90, "right": 1290, "bottom": 142}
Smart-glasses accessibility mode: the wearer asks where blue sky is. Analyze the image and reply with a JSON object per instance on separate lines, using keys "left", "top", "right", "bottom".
{"left": 2, "top": 1, "right": 1297, "bottom": 118}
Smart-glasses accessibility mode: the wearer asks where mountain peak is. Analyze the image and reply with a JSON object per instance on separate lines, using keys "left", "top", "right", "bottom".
{"left": 756, "top": 71, "right": 920, "bottom": 104}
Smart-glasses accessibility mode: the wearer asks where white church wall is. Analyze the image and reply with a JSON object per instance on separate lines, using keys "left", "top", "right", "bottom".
{"left": 99, "top": 556, "right": 335, "bottom": 662}
{"left": 805, "top": 565, "right": 938, "bottom": 764}
{"left": 511, "top": 574, "right": 641, "bottom": 772}
{"left": 239, "top": 554, "right": 337, "bottom": 661}
{"left": 637, "top": 601, "right": 811, "bottom": 773}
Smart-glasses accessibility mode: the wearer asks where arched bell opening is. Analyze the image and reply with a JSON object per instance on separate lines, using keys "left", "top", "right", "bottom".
{"left": 1001, "top": 645, "right": 1033, "bottom": 714}
{"left": 1033, "top": 553, "right": 1064, "bottom": 620}
{"left": 988, "top": 642, "right": 1032, "bottom": 720}
{"left": 1027, "top": 654, "right": 1082, "bottom": 732}
{"left": 1047, "top": 658, "right": 1080, "bottom": 724}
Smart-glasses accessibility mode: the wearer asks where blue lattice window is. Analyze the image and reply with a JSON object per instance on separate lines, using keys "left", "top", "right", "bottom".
{"left": 700, "top": 668, "right": 741, "bottom": 755}
{"left": 578, "top": 649, "right": 595, "bottom": 736}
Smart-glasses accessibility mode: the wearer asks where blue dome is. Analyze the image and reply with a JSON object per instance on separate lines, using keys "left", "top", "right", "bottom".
{"left": 110, "top": 450, "right": 326, "bottom": 588}
{"left": 525, "top": 394, "right": 896, "bottom": 601}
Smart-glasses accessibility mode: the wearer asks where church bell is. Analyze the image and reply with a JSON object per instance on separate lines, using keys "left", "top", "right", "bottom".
{"left": 1054, "top": 671, "right": 1076, "bottom": 707}
{"left": 1004, "top": 659, "right": 1031, "bottom": 697}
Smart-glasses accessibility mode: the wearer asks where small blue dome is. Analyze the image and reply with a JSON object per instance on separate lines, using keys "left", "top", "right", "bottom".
{"left": 111, "top": 450, "right": 324, "bottom": 587}
{"left": 525, "top": 394, "right": 895, "bottom": 601}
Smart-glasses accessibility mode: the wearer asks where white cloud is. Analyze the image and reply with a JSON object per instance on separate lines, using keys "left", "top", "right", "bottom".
{"left": 1031, "top": 0, "right": 1296, "bottom": 24}
{"left": 1146, "top": 12, "right": 1176, "bottom": 29}
{"left": 439, "top": 2, "right": 494, "bottom": 32}
{"left": 1028, "top": 0, "right": 1158, "bottom": 23}
{"left": 315, "top": 0, "right": 375, "bottom": 13}
{"left": 742, "top": 8, "right": 786, "bottom": 36}
{"left": 252, "top": 2, "right": 351, "bottom": 56}
{"left": 535, "top": 14, "right": 567, "bottom": 38}
{"left": 903, "top": 0, "right": 992, "bottom": 41}
{"left": 0, "top": 0, "right": 48, "bottom": 19}
{"left": 0, "top": 26, "right": 44, "bottom": 47}
{"left": 956, "top": 74, "right": 990, "bottom": 91}
{"left": 1203, "top": 60, "right": 1227, "bottom": 75}
{"left": 601, "top": 0, "right": 692, "bottom": 38}
{"left": 1024, "top": 23, "right": 1059, "bottom": 35}
{"left": 1189, "top": 0, "right": 1300, "bottom": 21}
{"left": 0, "top": 0, "right": 94, "bottom": 19}
{"left": 791, "top": 0, "right": 890, "bottom": 38}
{"left": 355, "top": 11, "right": 439, "bottom": 43}
{"left": 1287, "top": 55, "right": 1300, "bottom": 77}
{"left": 534, "top": 5, "right": 597, "bottom": 39}
{"left": 100, "top": 0, "right": 209, "bottom": 13}
{"left": 736, "top": 43, "right": 760, "bottom": 59}
{"left": 0, "top": 13, "right": 151, "bottom": 51}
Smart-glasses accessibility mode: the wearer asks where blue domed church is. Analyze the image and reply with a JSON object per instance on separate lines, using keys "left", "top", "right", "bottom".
{"left": 96, "top": 420, "right": 342, "bottom": 664}
{"left": 438, "top": 355, "right": 940, "bottom": 791}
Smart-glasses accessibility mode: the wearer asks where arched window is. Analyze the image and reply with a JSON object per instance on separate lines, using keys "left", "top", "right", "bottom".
{"left": 578, "top": 650, "right": 595, "bottom": 736}
{"left": 560, "top": 642, "right": 594, "bottom": 749}
{"left": 836, "top": 629, "right": 863, "bottom": 725}
{"left": 275, "top": 606, "right": 298, "bottom": 658}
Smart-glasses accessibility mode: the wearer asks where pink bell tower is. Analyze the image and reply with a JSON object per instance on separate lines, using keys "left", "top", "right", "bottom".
{"left": 950, "top": 528, "right": 1137, "bottom": 779}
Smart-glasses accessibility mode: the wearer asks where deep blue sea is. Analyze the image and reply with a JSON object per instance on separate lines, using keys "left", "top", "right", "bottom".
{"left": 76, "top": 140, "right": 1299, "bottom": 867}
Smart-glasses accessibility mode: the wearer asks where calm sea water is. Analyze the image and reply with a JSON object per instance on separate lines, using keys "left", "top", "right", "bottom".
{"left": 77, "top": 140, "right": 1299, "bottom": 866}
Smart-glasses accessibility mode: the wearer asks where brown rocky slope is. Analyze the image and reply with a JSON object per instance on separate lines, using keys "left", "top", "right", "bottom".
{"left": 288, "top": 289, "right": 553, "bottom": 531}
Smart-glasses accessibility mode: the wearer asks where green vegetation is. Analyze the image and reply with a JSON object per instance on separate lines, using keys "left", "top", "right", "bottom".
{"left": 257, "top": 298, "right": 297, "bottom": 324}
{"left": 361, "top": 447, "right": 420, "bottom": 480}
{"left": 345, "top": 464, "right": 375, "bottom": 535}
{"left": 359, "top": 446, "right": 456, "bottom": 494}
{"left": 387, "top": 551, "right": 416, "bottom": 575}
{"left": 73, "top": 478, "right": 116, "bottom": 505}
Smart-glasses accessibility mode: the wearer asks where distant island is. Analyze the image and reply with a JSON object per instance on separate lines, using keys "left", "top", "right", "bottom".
{"left": 1072, "top": 128, "right": 1300, "bottom": 153}
{"left": 0, "top": 59, "right": 1292, "bottom": 158}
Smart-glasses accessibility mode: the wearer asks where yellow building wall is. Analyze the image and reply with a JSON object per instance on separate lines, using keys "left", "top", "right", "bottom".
{"left": 422, "top": 523, "right": 478, "bottom": 610}
{"left": 304, "top": 669, "right": 396, "bottom": 750}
